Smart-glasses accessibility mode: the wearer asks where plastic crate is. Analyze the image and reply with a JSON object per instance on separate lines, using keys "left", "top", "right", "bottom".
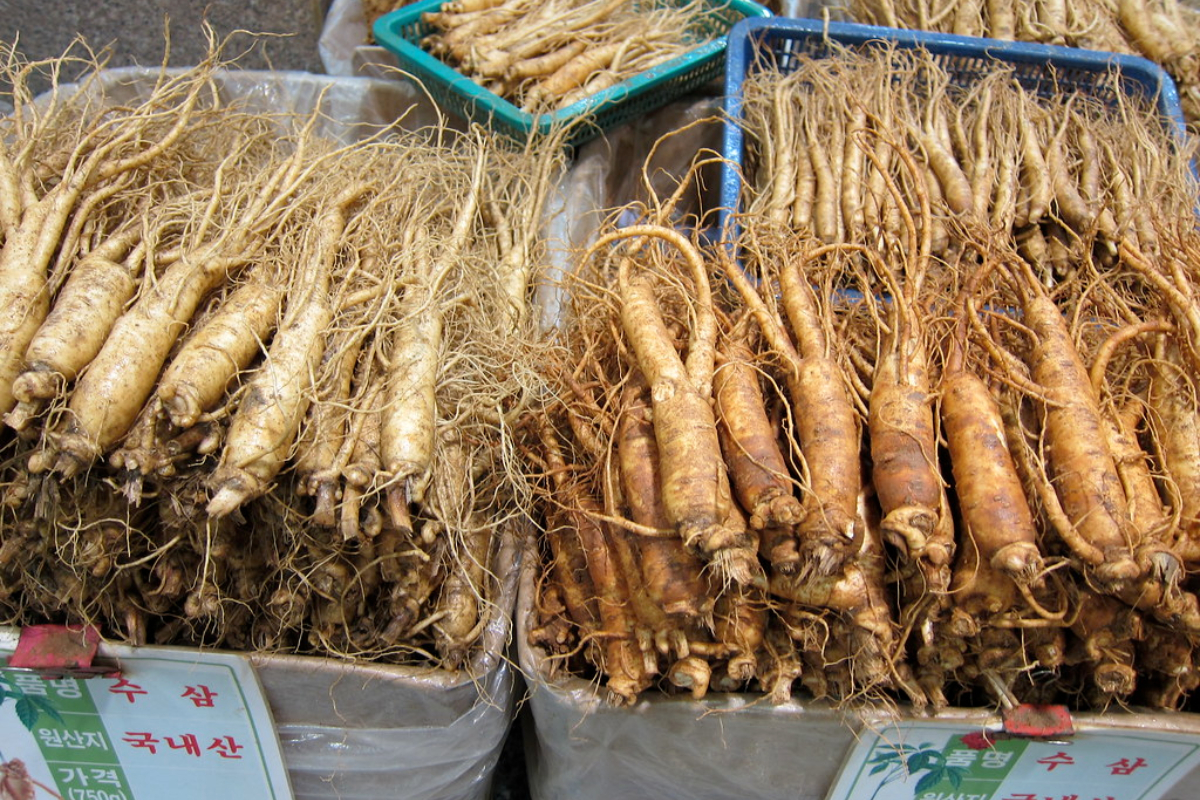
{"left": 718, "top": 16, "right": 1187, "bottom": 241}
{"left": 373, "top": 0, "right": 772, "bottom": 147}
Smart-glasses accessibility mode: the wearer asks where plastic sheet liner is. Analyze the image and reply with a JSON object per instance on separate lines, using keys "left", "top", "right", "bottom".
{"left": 52, "top": 65, "right": 440, "bottom": 142}
{"left": 18, "top": 67, "right": 521, "bottom": 800}
{"left": 254, "top": 532, "right": 518, "bottom": 800}
{"left": 536, "top": 94, "right": 725, "bottom": 328}
{"left": 320, "top": 0, "right": 402, "bottom": 79}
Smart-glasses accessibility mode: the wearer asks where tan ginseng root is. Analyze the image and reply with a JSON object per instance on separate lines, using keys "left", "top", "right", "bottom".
{"left": 207, "top": 184, "right": 370, "bottom": 516}
{"left": 770, "top": 488, "right": 926, "bottom": 707}
{"left": 292, "top": 318, "right": 373, "bottom": 528}
{"left": 0, "top": 48, "right": 216, "bottom": 418}
{"left": 431, "top": 513, "right": 492, "bottom": 669}
{"left": 379, "top": 136, "right": 488, "bottom": 539}
{"left": 6, "top": 228, "right": 142, "bottom": 431}
{"left": 48, "top": 110, "right": 346, "bottom": 478}
{"left": 107, "top": 272, "right": 286, "bottom": 487}
{"left": 486, "top": 137, "right": 567, "bottom": 331}
{"left": 539, "top": 416, "right": 648, "bottom": 703}
{"left": 719, "top": 235, "right": 861, "bottom": 578}
{"left": 582, "top": 224, "right": 761, "bottom": 587}
{"left": 425, "top": 432, "right": 493, "bottom": 669}
{"left": 714, "top": 317, "right": 804, "bottom": 570}
{"left": 292, "top": 333, "right": 360, "bottom": 526}
{"left": 157, "top": 276, "right": 285, "bottom": 431}
{"left": 340, "top": 359, "right": 385, "bottom": 546}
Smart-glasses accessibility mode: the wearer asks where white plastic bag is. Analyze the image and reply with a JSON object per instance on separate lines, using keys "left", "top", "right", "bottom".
{"left": 319, "top": 0, "right": 402, "bottom": 79}
{"left": 257, "top": 527, "right": 520, "bottom": 800}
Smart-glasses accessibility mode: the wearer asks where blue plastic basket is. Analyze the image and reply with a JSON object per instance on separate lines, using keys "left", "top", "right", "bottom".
{"left": 373, "top": 0, "right": 772, "bottom": 148}
{"left": 717, "top": 16, "right": 1187, "bottom": 242}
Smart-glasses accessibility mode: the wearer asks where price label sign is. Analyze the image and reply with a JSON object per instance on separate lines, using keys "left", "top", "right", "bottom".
{"left": 825, "top": 719, "right": 1200, "bottom": 800}
{"left": 0, "top": 634, "right": 292, "bottom": 800}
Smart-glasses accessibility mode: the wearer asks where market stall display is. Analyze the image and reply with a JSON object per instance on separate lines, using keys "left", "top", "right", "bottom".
{"left": 0, "top": 36, "right": 566, "bottom": 800}
{"left": 517, "top": 14, "right": 1200, "bottom": 715}
{"left": 9, "top": 4, "right": 1200, "bottom": 799}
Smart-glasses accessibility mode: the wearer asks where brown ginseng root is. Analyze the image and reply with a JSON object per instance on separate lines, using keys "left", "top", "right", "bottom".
{"left": 770, "top": 491, "right": 925, "bottom": 707}
{"left": 377, "top": 532, "right": 446, "bottom": 647}
{"left": 1088, "top": 321, "right": 1176, "bottom": 545}
{"left": 860, "top": 138, "right": 954, "bottom": 589}
{"left": 720, "top": 236, "right": 861, "bottom": 578}
{"left": 1094, "top": 391, "right": 1200, "bottom": 633}
{"left": 586, "top": 224, "right": 761, "bottom": 587}
{"left": 539, "top": 417, "right": 648, "bottom": 703}
{"left": 713, "top": 318, "right": 804, "bottom": 569}
{"left": 1148, "top": 334, "right": 1200, "bottom": 568}
{"left": 536, "top": 496, "right": 600, "bottom": 656}
{"left": 1137, "top": 623, "right": 1200, "bottom": 710}
{"left": 933, "top": 321, "right": 1063, "bottom": 704}
{"left": 774, "top": 241, "right": 866, "bottom": 567}
{"left": 998, "top": 255, "right": 1143, "bottom": 585}
{"left": 1068, "top": 587, "right": 1143, "bottom": 705}
{"left": 207, "top": 186, "right": 369, "bottom": 516}
{"left": 941, "top": 299, "right": 1057, "bottom": 609}
{"left": 616, "top": 372, "right": 710, "bottom": 624}
{"left": 983, "top": 258, "right": 1200, "bottom": 631}
{"left": 713, "top": 582, "right": 769, "bottom": 686}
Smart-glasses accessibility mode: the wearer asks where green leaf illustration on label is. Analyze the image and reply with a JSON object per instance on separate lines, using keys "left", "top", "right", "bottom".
{"left": 0, "top": 675, "right": 66, "bottom": 731}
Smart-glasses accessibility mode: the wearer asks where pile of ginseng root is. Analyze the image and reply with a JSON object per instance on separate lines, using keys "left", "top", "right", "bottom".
{"left": 845, "top": 0, "right": 1200, "bottom": 128}
{"left": 416, "top": 0, "right": 716, "bottom": 114}
{"left": 525, "top": 43, "right": 1200, "bottom": 714}
{"left": 0, "top": 38, "right": 567, "bottom": 670}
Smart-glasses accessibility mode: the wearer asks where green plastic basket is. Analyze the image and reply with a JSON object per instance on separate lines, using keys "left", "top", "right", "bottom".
{"left": 373, "top": 0, "right": 772, "bottom": 147}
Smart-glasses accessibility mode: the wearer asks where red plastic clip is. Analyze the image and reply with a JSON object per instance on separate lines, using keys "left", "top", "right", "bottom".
{"left": 1001, "top": 703, "right": 1075, "bottom": 740}
{"left": 6, "top": 625, "right": 120, "bottom": 680}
